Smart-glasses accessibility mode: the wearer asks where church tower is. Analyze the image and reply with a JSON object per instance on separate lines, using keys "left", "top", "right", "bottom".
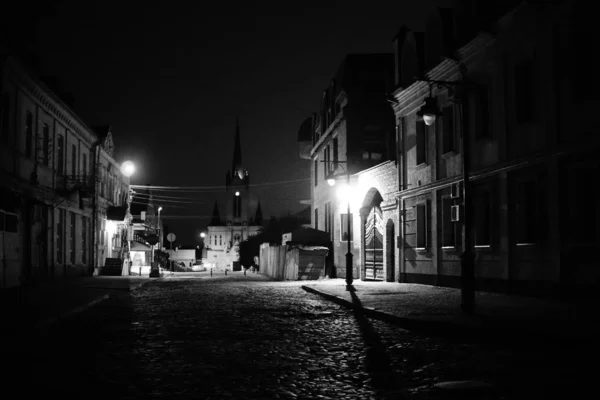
{"left": 225, "top": 117, "right": 250, "bottom": 225}
{"left": 203, "top": 118, "right": 263, "bottom": 271}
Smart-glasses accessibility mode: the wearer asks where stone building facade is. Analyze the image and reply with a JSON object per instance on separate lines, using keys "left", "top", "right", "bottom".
{"left": 386, "top": 0, "right": 599, "bottom": 296}
{"left": 298, "top": 54, "right": 397, "bottom": 280}
{"left": 0, "top": 55, "right": 131, "bottom": 287}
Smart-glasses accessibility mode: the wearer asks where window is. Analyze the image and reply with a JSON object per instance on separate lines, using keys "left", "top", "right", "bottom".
{"left": 42, "top": 124, "right": 50, "bottom": 165}
{"left": 441, "top": 196, "right": 460, "bottom": 248}
{"left": 440, "top": 104, "right": 455, "bottom": 154}
{"left": 314, "top": 159, "right": 318, "bottom": 186}
{"left": 82, "top": 153, "right": 87, "bottom": 179}
{"left": 69, "top": 212, "right": 76, "bottom": 264}
{"left": 71, "top": 144, "right": 77, "bottom": 175}
{"left": 515, "top": 181, "right": 537, "bottom": 244}
{"left": 333, "top": 138, "right": 338, "bottom": 169}
{"left": 474, "top": 189, "right": 492, "bottom": 246}
{"left": 475, "top": 88, "right": 491, "bottom": 139}
{"left": 82, "top": 217, "right": 87, "bottom": 264}
{"left": 416, "top": 119, "right": 427, "bottom": 165}
{"left": 1, "top": 211, "right": 18, "bottom": 233}
{"left": 1, "top": 95, "right": 9, "bottom": 141}
{"left": 314, "top": 207, "right": 319, "bottom": 230}
{"left": 416, "top": 201, "right": 430, "bottom": 249}
{"left": 514, "top": 59, "right": 534, "bottom": 123}
{"left": 325, "top": 202, "right": 333, "bottom": 240}
{"left": 323, "top": 146, "right": 330, "bottom": 179}
{"left": 57, "top": 135, "right": 64, "bottom": 175}
{"left": 219, "top": 235, "right": 222, "bottom": 246}
{"left": 340, "top": 213, "right": 353, "bottom": 241}
{"left": 25, "top": 111, "right": 33, "bottom": 158}
{"left": 57, "top": 209, "right": 65, "bottom": 264}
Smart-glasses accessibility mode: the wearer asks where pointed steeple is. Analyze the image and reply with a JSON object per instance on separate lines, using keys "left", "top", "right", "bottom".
{"left": 232, "top": 116, "right": 242, "bottom": 175}
{"left": 210, "top": 201, "right": 221, "bottom": 226}
{"left": 254, "top": 201, "right": 263, "bottom": 226}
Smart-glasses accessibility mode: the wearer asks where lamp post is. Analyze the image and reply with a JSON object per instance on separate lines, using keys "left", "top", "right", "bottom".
{"left": 416, "top": 76, "right": 476, "bottom": 314}
{"left": 324, "top": 160, "right": 353, "bottom": 289}
{"left": 149, "top": 206, "right": 163, "bottom": 278}
{"left": 120, "top": 161, "right": 136, "bottom": 276}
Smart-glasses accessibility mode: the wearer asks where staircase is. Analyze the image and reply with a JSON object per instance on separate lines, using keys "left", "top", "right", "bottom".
{"left": 100, "top": 258, "right": 123, "bottom": 276}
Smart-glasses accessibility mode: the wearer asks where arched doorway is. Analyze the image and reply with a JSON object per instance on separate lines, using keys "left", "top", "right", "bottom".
{"left": 386, "top": 219, "right": 395, "bottom": 282}
{"left": 364, "top": 206, "right": 384, "bottom": 280}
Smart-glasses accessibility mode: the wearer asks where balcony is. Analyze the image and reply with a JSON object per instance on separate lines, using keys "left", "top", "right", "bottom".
{"left": 64, "top": 174, "right": 95, "bottom": 197}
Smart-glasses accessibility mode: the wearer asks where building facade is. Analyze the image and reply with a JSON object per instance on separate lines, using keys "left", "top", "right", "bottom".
{"left": 386, "top": 0, "right": 599, "bottom": 296}
{"left": 0, "top": 55, "right": 131, "bottom": 287}
{"left": 298, "top": 54, "right": 397, "bottom": 280}
{"left": 205, "top": 120, "right": 262, "bottom": 270}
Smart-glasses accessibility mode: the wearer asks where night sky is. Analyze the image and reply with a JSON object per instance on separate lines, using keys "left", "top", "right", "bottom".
{"left": 10, "top": 0, "right": 441, "bottom": 245}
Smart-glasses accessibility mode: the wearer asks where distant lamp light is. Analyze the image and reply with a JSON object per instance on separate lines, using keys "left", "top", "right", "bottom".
{"left": 235, "top": 191, "right": 240, "bottom": 196}
{"left": 417, "top": 97, "right": 442, "bottom": 126}
{"left": 158, "top": 206, "right": 163, "bottom": 213}
{"left": 200, "top": 232, "right": 206, "bottom": 238}
{"left": 327, "top": 178, "right": 336, "bottom": 187}
{"left": 120, "top": 160, "right": 135, "bottom": 177}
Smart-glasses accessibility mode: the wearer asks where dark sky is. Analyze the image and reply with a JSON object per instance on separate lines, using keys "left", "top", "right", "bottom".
{"left": 22, "top": 0, "right": 440, "bottom": 245}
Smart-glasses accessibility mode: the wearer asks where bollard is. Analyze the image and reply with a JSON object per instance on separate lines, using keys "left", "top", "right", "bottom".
{"left": 210, "top": 269, "right": 213, "bottom": 277}
{"left": 244, "top": 269, "right": 246, "bottom": 276}
{"left": 225, "top": 269, "right": 227, "bottom": 276}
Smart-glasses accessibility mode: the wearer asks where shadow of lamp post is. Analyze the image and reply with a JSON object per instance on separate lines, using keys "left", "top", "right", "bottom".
{"left": 416, "top": 76, "right": 477, "bottom": 314}
{"left": 323, "top": 160, "right": 354, "bottom": 290}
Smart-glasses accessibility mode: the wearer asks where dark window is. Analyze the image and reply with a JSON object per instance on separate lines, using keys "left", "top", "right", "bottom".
{"left": 341, "top": 213, "right": 353, "bottom": 241}
{"left": 0, "top": 95, "right": 9, "bottom": 141}
{"left": 82, "top": 217, "right": 87, "bottom": 265}
{"left": 314, "top": 159, "right": 318, "bottom": 186}
{"left": 441, "top": 196, "right": 460, "bottom": 248}
{"left": 57, "top": 209, "right": 64, "bottom": 264}
{"left": 57, "top": 135, "right": 64, "bottom": 174}
{"left": 416, "top": 120, "right": 427, "bottom": 165}
{"left": 474, "top": 189, "right": 492, "bottom": 246}
{"left": 314, "top": 207, "right": 319, "bottom": 230}
{"left": 333, "top": 138, "right": 338, "bottom": 168}
{"left": 325, "top": 202, "right": 333, "bottom": 240}
{"left": 42, "top": 124, "right": 50, "bottom": 165}
{"left": 82, "top": 153, "right": 87, "bottom": 179}
{"left": 474, "top": 88, "right": 491, "bottom": 139}
{"left": 515, "top": 59, "right": 534, "bottom": 123}
{"left": 70, "top": 212, "right": 76, "bottom": 264}
{"left": 441, "top": 105, "right": 455, "bottom": 154}
{"left": 515, "top": 181, "right": 537, "bottom": 244}
{"left": 71, "top": 144, "right": 77, "bottom": 175}
{"left": 4, "top": 213, "right": 18, "bottom": 232}
{"left": 25, "top": 111, "right": 33, "bottom": 158}
{"left": 416, "top": 201, "right": 430, "bottom": 249}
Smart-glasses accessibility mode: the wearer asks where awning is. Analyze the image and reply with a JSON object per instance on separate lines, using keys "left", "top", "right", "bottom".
{"left": 107, "top": 206, "right": 127, "bottom": 221}
{"left": 130, "top": 241, "right": 152, "bottom": 251}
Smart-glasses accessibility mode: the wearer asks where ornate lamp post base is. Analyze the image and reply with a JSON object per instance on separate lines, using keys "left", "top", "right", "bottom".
{"left": 345, "top": 252, "right": 353, "bottom": 288}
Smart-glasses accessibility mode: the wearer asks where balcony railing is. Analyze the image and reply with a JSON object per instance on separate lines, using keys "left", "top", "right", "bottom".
{"left": 64, "top": 174, "right": 95, "bottom": 196}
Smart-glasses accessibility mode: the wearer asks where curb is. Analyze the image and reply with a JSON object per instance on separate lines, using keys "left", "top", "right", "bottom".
{"left": 34, "top": 278, "right": 158, "bottom": 333}
{"left": 301, "top": 285, "right": 597, "bottom": 344}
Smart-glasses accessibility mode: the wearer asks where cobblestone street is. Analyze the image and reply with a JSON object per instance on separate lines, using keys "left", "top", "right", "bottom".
{"left": 2, "top": 274, "right": 591, "bottom": 399}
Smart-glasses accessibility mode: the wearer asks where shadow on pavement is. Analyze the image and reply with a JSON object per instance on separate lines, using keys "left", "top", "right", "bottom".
{"left": 347, "top": 285, "right": 407, "bottom": 399}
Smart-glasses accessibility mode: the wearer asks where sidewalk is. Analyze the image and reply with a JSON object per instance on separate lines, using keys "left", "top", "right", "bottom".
{"left": 301, "top": 279, "right": 599, "bottom": 343}
{"left": 0, "top": 275, "right": 160, "bottom": 336}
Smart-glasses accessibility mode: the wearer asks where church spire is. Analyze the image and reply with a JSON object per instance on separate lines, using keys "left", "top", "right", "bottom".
{"left": 254, "top": 201, "right": 263, "bottom": 226}
{"left": 232, "top": 116, "right": 242, "bottom": 175}
{"left": 210, "top": 201, "right": 221, "bottom": 226}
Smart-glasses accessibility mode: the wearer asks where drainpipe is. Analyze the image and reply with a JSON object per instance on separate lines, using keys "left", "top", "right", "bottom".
{"left": 91, "top": 140, "right": 101, "bottom": 275}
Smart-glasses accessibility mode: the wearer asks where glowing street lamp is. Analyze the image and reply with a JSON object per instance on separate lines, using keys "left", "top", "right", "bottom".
{"left": 120, "top": 160, "right": 135, "bottom": 177}
{"left": 324, "top": 160, "right": 353, "bottom": 289}
{"left": 200, "top": 232, "right": 206, "bottom": 238}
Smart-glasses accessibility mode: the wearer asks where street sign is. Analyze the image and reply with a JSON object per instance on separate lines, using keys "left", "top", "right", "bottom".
{"left": 167, "top": 233, "right": 176, "bottom": 243}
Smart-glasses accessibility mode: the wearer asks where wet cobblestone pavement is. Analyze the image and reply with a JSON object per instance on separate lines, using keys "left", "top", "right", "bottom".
{"left": 2, "top": 274, "right": 591, "bottom": 399}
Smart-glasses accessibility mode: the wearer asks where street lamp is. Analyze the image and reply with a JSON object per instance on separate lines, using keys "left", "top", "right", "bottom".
{"left": 324, "top": 160, "right": 353, "bottom": 289}
{"left": 200, "top": 232, "right": 206, "bottom": 238}
{"left": 150, "top": 206, "right": 163, "bottom": 278}
{"left": 416, "top": 77, "right": 476, "bottom": 314}
{"left": 121, "top": 160, "right": 135, "bottom": 276}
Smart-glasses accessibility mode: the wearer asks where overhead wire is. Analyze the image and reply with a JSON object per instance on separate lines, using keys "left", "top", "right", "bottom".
{"left": 130, "top": 177, "right": 310, "bottom": 192}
